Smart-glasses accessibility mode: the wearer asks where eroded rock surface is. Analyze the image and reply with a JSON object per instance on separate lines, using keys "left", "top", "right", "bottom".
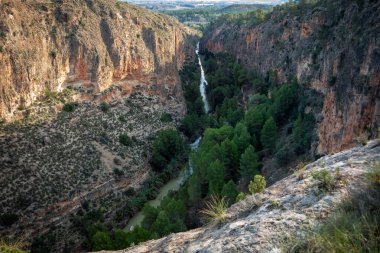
{"left": 101, "top": 140, "right": 380, "bottom": 253}
{"left": 0, "top": 0, "right": 197, "bottom": 121}
{"left": 202, "top": 0, "right": 380, "bottom": 154}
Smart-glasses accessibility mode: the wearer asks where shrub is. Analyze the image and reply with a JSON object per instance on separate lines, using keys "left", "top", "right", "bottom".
{"left": 0, "top": 239, "right": 28, "bottom": 253}
{"left": 283, "top": 183, "right": 380, "bottom": 253}
{"left": 311, "top": 169, "right": 335, "bottom": 191}
{"left": 100, "top": 102, "right": 110, "bottom": 112}
{"left": 236, "top": 192, "right": 247, "bottom": 202}
{"left": 248, "top": 175, "right": 266, "bottom": 194}
{"left": 328, "top": 75, "right": 337, "bottom": 86}
{"left": 150, "top": 129, "right": 185, "bottom": 171}
{"left": 160, "top": 113, "right": 172, "bottom": 123}
{"left": 62, "top": 102, "right": 77, "bottom": 112}
{"left": 119, "top": 134, "right": 132, "bottom": 146}
{"left": 50, "top": 50, "right": 57, "bottom": 59}
{"left": 200, "top": 195, "right": 228, "bottom": 224}
{"left": 367, "top": 164, "right": 380, "bottom": 186}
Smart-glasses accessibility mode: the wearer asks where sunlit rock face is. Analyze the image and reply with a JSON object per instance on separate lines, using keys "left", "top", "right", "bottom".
{"left": 0, "top": 0, "right": 197, "bottom": 121}
{"left": 202, "top": 0, "right": 380, "bottom": 154}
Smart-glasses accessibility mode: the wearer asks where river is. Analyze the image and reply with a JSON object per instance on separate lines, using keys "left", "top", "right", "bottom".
{"left": 125, "top": 43, "right": 208, "bottom": 231}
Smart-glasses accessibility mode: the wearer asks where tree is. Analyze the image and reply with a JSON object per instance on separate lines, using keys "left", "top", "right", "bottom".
{"left": 207, "top": 160, "right": 225, "bottom": 195}
{"left": 260, "top": 117, "right": 277, "bottom": 152}
{"left": 233, "top": 122, "right": 251, "bottom": 155}
{"left": 239, "top": 145, "right": 260, "bottom": 184}
{"left": 220, "top": 139, "right": 239, "bottom": 181}
{"left": 91, "top": 231, "right": 111, "bottom": 251}
{"left": 141, "top": 205, "right": 159, "bottom": 230}
{"left": 188, "top": 175, "right": 202, "bottom": 205}
{"left": 150, "top": 129, "right": 185, "bottom": 171}
{"left": 245, "top": 107, "right": 265, "bottom": 137}
{"left": 248, "top": 175, "right": 266, "bottom": 194}
{"left": 221, "top": 180, "right": 238, "bottom": 205}
{"left": 152, "top": 211, "right": 171, "bottom": 236}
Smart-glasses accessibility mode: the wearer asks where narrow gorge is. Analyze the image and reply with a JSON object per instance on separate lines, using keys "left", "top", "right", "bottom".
{"left": 0, "top": 0, "right": 379, "bottom": 253}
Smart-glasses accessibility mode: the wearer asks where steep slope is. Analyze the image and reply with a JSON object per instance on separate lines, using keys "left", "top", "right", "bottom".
{"left": 99, "top": 139, "right": 380, "bottom": 253}
{"left": 0, "top": 0, "right": 197, "bottom": 251}
{"left": 202, "top": 0, "right": 380, "bottom": 154}
{"left": 0, "top": 0, "right": 197, "bottom": 121}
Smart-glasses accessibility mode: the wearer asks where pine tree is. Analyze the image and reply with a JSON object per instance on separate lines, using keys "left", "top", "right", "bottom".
{"left": 260, "top": 117, "right": 277, "bottom": 151}
{"left": 245, "top": 107, "right": 265, "bottom": 137}
{"left": 207, "top": 160, "right": 225, "bottom": 195}
{"left": 221, "top": 180, "right": 238, "bottom": 205}
{"left": 239, "top": 145, "right": 260, "bottom": 184}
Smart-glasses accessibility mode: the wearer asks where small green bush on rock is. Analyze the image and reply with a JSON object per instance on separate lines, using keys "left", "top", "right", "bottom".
{"left": 249, "top": 175, "right": 266, "bottom": 194}
{"left": 119, "top": 134, "right": 132, "bottom": 146}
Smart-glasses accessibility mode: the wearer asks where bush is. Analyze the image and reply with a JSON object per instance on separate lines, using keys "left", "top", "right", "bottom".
{"left": 160, "top": 113, "right": 173, "bottom": 123}
{"left": 367, "top": 164, "right": 380, "bottom": 186}
{"left": 283, "top": 181, "right": 380, "bottom": 253}
{"left": 119, "top": 134, "right": 132, "bottom": 146}
{"left": 200, "top": 195, "right": 228, "bottom": 224}
{"left": 62, "top": 102, "right": 77, "bottom": 112}
{"left": 236, "top": 192, "right": 247, "bottom": 202}
{"left": 248, "top": 175, "right": 266, "bottom": 194}
{"left": 0, "top": 239, "right": 27, "bottom": 253}
{"left": 150, "top": 129, "right": 185, "bottom": 171}
{"left": 100, "top": 102, "right": 110, "bottom": 112}
{"left": 311, "top": 169, "right": 335, "bottom": 191}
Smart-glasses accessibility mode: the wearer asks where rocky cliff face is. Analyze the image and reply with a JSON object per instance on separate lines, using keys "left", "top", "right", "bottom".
{"left": 100, "top": 139, "right": 380, "bottom": 253}
{"left": 202, "top": 0, "right": 380, "bottom": 154}
{"left": 0, "top": 0, "right": 197, "bottom": 121}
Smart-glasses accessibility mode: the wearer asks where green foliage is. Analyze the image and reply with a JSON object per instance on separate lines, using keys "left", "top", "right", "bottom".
{"left": 248, "top": 175, "right": 266, "bottom": 194}
{"left": 239, "top": 145, "right": 260, "bottom": 183}
{"left": 91, "top": 231, "right": 112, "bottom": 251}
{"left": 221, "top": 180, "right": 238, "bottom": 205}
{"left": 311, "top": 169, "right": 335, "bottom": 191}
{"left": 0, "top": 239, "right": 27, "bottom": 253}
{"left": 200, "top": 195, "right": 228, "bottom": 224}
{"left": 245, "top": 107, "right": 266, "bottom": 137}
{"left": 62, "top": 102, "right": 77, "bottom": 112}
{"left": 160, "top": 113, "right": 173, "bottom": 123}
{"left": 367, "top": 164, "right": 380, "bottom": 186}
{"left": 260, "top": 117, "right": 277, "bottom": 151}
{"left": 100, "top": 102, "right": 110, "bottom": 112}
{"left": 207, "top": 160, "right": 225, "bottom": 195}
{"left": 119, "top": 133, "right": 132, "bottom": 146}
{"left": 236, "top": 192, "right": 247, "bottom": 202}
{"left": 150, "top": 129, "right": 185, "bottom": 172}
{"left": 284, "top": 182, "right": 380, "bottom": 253}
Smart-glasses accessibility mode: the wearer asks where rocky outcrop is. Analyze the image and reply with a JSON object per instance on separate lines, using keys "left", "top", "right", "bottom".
{"left": 202, "top": 0, "right": 380, "bottom": 154}
{"left": 100, "top": 139, "right": 380, "bottom": 253}
{"left": 0, "top": 0, "right": 197, "bottom": 121}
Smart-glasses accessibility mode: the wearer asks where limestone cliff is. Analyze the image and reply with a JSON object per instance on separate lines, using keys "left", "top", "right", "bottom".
{"left": 99, "top": 140, "right": 380, "bottom": 253}
{"left": 202, "top": 0, "right": 380, "bottom": 154}
{"left": 0, "top": 0, "right": 197, "bottom": 121}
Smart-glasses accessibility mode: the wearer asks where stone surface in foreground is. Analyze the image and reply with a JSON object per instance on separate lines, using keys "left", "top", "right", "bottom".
{"left": 98, "top": 140, "right": 380, "bottom": 253}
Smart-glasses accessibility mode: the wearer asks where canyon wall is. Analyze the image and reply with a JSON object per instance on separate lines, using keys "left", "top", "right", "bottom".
{"left": 202, "top": 0, "right": 380, "bottom": 154}
{"left": 0, "top": 0, "right": 197, "bottom": 121}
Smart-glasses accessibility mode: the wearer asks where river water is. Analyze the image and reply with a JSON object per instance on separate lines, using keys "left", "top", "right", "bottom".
{"left": 125, "top": 43, "right": 208, "bottom": 231}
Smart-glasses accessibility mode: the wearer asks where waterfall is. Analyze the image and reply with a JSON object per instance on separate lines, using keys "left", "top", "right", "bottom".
{"left": 196, "top": 42, "right": 210, "bottom": 114}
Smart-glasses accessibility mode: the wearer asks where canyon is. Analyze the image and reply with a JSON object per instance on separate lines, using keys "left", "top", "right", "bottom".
{"left": 0, "top": 0, "right": 197, "bottom": 121}
{"left": 0, "top": 0, "right": 198, "bottom": 251}
{"left": 202, "top": 0, "right": 380, "bottom": 154}
{"left": 0, "top": 0, "right": 379, "bottom": 252}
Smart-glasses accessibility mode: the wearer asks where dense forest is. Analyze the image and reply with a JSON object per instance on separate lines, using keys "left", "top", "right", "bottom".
{"left": 80, "top": 44, "right": 323, "bottom": 250}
